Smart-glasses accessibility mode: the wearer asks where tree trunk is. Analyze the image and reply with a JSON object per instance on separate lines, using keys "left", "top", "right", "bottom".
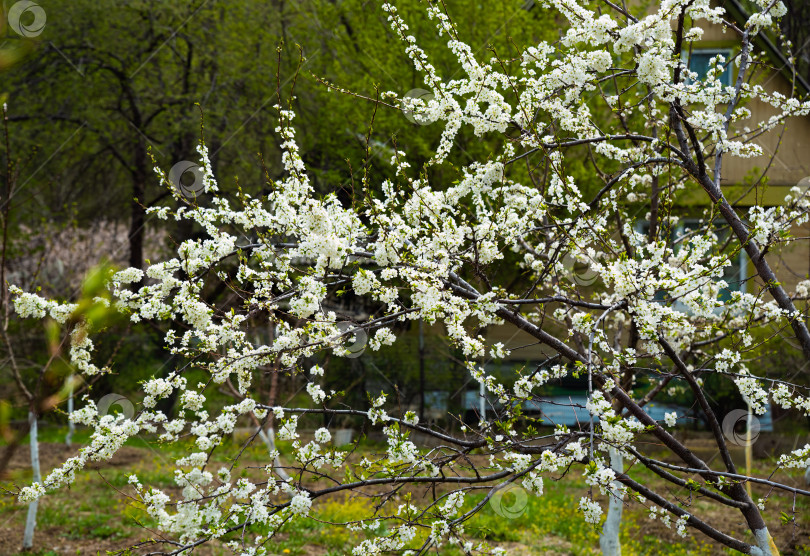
{"left": 261, "top": 322, "right": 289, "bottom": 481}
{"left": 599, "top": 446, "right": 623, "bottom": 556}
{"left": 257, "top": 425, "right": 290, "bottom": 481}
{"left": 128, "top": 184, "right": 145, "bottom": 271}
{"left": 418, "top": 318, "right": 425, "bottom": 422}
{"left": 65, "top": 375, "right": 74, "bottom": 447}
{"left": 128, "top": 142, "right": 148, "bottom": 272}
{"left": 22, "top": 411, "right": 40, "bottom": 551}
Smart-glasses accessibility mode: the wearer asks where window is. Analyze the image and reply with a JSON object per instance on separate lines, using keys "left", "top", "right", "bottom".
{"left": 684, "top": 49, "right": 734, "bottom": 86}
{"left": 675, "top": 219, "right": 747, "bottom": 303}
{"left": 635, "top": 219, "right": 747, "bottom": 307}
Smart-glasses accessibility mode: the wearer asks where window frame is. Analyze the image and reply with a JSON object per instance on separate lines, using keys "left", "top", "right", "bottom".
{"left": 682, "top": 48, "right": 735, "bottom": 87}
{"left": 634, "top": 218, "right": 748, "bottom": 310}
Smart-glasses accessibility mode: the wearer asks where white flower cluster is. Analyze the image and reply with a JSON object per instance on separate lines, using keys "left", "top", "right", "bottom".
{"left": 9, "top": 0, "right": 810, "bottom": 551}
{"left": 579, "top": 497, "right": 603, "bottom": 524}
{"left": 584, "top": 461, "right": 624, "bottom": 498}
{"left": 586, "top": 391, "right": 644, "bottom": 448}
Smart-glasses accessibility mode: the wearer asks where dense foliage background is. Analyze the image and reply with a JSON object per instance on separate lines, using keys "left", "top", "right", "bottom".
{"left": 0, "top": 0, "right": 560, "bottom": 440}
{"left": 4, "top": 1, "right": 810, "bottom": 554}
{"left": 4, "top": 0, "right": 810, "bottom": 449}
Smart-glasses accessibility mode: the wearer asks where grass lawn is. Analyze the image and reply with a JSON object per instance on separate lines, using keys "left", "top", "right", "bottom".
{"left": 1, "top": 428, "right": 809, "bottom": 555}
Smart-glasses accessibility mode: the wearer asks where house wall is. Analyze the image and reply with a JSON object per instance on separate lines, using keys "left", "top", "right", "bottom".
{"left": 698, "top": 13, "right": 810, "bottom": 188}
{"left": 412, "top": 3, "right": 810, "bottom": 367}
{"left": 767, "top": 220, "right": 810, "bottom": 292}
{"left": 690, "top": 9, "right": 810, "bottom": 292}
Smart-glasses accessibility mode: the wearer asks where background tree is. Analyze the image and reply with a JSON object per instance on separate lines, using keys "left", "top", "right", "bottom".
{"left": 7, "top": 0, "right": 810, "bottom": 555}
{"left": 0, "top": 0, "right": 554, "bottom": 457}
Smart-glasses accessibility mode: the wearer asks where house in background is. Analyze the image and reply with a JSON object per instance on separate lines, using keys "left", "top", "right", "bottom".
{"left": 475, "top": 0, "right": 810, "bottom": 428}
{"left": 679, "top": 0, "right": 810, "bottom": 293}
{"left": 347, "top": 0, "right": 807, "bottom": 431}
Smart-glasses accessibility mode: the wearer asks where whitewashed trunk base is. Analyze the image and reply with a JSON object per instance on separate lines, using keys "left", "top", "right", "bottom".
{"left": 599, "top": 447, "right": 623, "bottom": 556}
{"left": 22, "top": 411, "right": 41, "bottom": 550}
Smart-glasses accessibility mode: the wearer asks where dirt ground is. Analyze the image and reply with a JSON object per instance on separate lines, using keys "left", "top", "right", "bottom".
{"left": 1, "top": 434, "right": 809, "bottom": 555}
{"left": 1, "top": 443, "right": 158, "bottom": 555}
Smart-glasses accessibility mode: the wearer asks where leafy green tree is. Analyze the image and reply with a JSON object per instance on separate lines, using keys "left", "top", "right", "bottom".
{"left": 2, "top": 0, "right": 552, "bottom": 270}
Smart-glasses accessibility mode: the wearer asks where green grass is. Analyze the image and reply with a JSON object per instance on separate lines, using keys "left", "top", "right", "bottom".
{"left": 4, "top": 432, "right": 810, "bottom": 555}
{"left": 224, "top": 479, "right": 718, "bottom": 555}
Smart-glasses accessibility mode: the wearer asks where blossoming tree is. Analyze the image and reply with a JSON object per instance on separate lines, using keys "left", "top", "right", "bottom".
{"left": 9, "top": 0, "right": 810, "bottom": 554}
